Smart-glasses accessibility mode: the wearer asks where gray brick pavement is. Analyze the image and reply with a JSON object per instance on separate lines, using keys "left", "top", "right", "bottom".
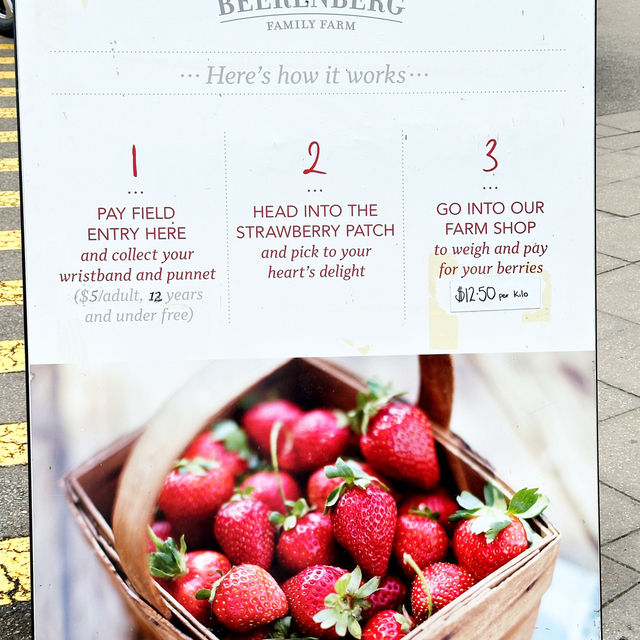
{"left": 597, "top": 109, "right": 640, "bottom": 638}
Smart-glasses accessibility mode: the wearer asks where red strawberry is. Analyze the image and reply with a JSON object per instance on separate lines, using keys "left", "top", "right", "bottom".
{"left": 240, "top": 471, "right": 302, "bottom": 514}
{"left": 158, "top": 458, "right": 234, "bottom": 549}
{"left": 406, "top": 559, "right": 475, "bottom": 621}
{"left": 280, "top": 409, "right": 350, "bottom": 473}
{"left": 183, "top": 420, "right": 254, "bottom": 477}
{"left": 148, "top": 531, "right": 231, "bottom": 626}
{"left": 282, "top": 565, "right": 378, "bottom": 638}
{"left": 394, "top": 510, "right": 449, "bottom": 577}
{"left": 324, "top": 458, "right": 397, "bottom": 577}
{"left": 350, "top": 381, "right": 440, "bottom": 490}
{"left": 361, "top": 575, "right": 407, "bottom": 621}
{"left": 206, "top": 564, "right": 289, "bottom": 632}
{"left": 243, "top": 399, "right": 303, "bottom": 455}
{"left": 450, "top": 485, "right": 549, "bottom": 581}
{"left": 214, "top": 490, "right": 275, "bottom": 569}
{"left": 399, "top": 489, "right": 458, "bottom": 533}
{"left": 272, "top": 499, "right": 336, "bottom": 574}
{"left": 307, "top": 460, "right": 392, "bottom": 511}
{"left": 362, "top": 608, "right": 414, "bottom": 640}
{"left": 146, "top": 520, "right": 173, "bottom": 553}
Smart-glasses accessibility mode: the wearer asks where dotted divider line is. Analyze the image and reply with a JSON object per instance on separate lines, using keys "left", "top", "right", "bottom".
{"left": 49, "top": 49, "right": 567, "bottom": 54}
{"left": 51, "top": 89, "right": 568, "bottom": 97}
{"left": 224, "top": 131, "right": 231, "bottom": 326}
{"left": 401, "top": 131, "right": 407, "bottom": 322}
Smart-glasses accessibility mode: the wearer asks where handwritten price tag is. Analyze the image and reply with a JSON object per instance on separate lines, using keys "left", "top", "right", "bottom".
{"left": 449, "top": 276, "right": 541, "bottom": 313}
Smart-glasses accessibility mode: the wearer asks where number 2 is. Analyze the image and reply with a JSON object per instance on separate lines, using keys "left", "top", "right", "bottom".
{"left": 303, "top": 141, "right": 327, "bottom": 175}
{"left": 484, "top": 139, "right": 498, "bottom": 172}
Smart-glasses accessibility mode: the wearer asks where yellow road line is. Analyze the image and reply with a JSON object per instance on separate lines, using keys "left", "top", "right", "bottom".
{"left": 0, "top": 108, "right": 16, "bottom": 118}
{"left": 0, "top": 57, "right": 14, "bottom": 65}
{"left": 0, "top": 158, "right": 17, "bottom": 171}
{"left": 0, "top": 44, "right": 14, "bottom": 50}
{"left": 0, "top": 229, "right": 20, "bottom": 250}
{"left": 0, "top": 191, "right": 19, "bottom": 207}
{"left": 0, "top": 88, "right": 15, "bottom": 97}
{"left": 0, "top": 131, "right": 16, "bottom": 142}
{"left": 0, "top": 538, "right": 30, "bottom": 605}
{"left": 0, "top": 71, "right": 14, "bottom": 79}
{"left": 0, "top": 280, "right": 22, "bottom": 306}
{"left": 0, "top": 422, "right": 27, "bottom": 466}
{"left": 0, "top": 340, "right": 24, "bottom": 373}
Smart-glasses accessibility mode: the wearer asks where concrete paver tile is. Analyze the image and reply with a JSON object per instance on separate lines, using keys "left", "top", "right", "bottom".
{"left": 596, "top": 131, "right": 640, "bottom": 151}
{"left": 597, "top": 310, "right": 636, "bottom": 342}
{"left": 597, "top": 264, "right": 640, "bottom": 322}
{"left": 597, "top": 215, "right": 640, "bottom": 261}
{"left": 597, "top": 210, "right": 620, "bottom": 224}
{"left": 598, "top": 110, "right": 640, "bottom": 133}
{"left": 596, "top": 123, "right": 628, "bottom": 138}
{"left": 602, "top": 583, "right": 640, "bottom": 639}
{"left": 598, "top": 382, "right": 640, "bottom": 420}
{"left": 600, "top": 556, "right": 640, "bottom": 605}
{"left": 596, "top": 179, "right": 640, "bottom": 216}
{"left": 596, "top": 152, "right": 640, "bottom": 180}
{"left": 596, "top": 174, "right": 621, "bottom": 187}
{"left": 599, "top": 408, "right": 640, "bottom": 496}
{"left": 603, "top": 529, "right": 640, "bottom": 573}
{"left": 596, "top": 146, "right": 615, "bottom": 156}
{"left": 600, "top": 483, "right": 640, "bottom": 543}
{"left": 596, "top": 253, "right": 628, "bottom": 274}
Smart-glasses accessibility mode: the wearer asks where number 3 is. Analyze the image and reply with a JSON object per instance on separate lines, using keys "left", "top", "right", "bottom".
{"left": 484, "top": 139, "right": 498, "bottom": 172}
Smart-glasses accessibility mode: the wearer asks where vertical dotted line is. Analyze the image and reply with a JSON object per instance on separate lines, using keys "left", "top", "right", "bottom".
{"left": 401, "top": 131, "right": 407, "bottom": 322}
{"left": 224, "top": 131, "right": 231, "bottom": 325}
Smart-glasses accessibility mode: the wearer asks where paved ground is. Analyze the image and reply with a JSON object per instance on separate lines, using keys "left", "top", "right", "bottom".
{"left": 596, "top": 111, "right": 640, "bottom": 639}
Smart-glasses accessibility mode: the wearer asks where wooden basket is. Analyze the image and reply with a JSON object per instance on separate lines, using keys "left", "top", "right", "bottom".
{"left": 64, "top": 356, "right": 560, "bottom": 640}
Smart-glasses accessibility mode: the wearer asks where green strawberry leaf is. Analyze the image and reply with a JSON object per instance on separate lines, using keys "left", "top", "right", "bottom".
{"left": 508, "top": 488, "right": 549, "bottom": 519}
{"left": 195, "top": 589, "right": 211, "bottom": 600}
{"left": 469, "top": 513, "right": 513, "bottom": 542}
{"left": 148, "top": 531, "right": 188, "bottom": 579}
{"left": 173, "top": 457, "right": 217, "bottom": 477}
{"left": 456, "top": 491, "right": 484, "bottom": 511}
{"left": 484, "top": 483, "right": 508, "bottom": 511}
{"left": 211, "top": 420, "right": 253, "bottom": 460}
{"left": 283, "top": 515, "right": 297, "bottom": 531}
{"left": 520, "top": 517, "right": 543, "bottom": 545}
{"left": 348, "top": 618, "right": 362, "bottom": 639}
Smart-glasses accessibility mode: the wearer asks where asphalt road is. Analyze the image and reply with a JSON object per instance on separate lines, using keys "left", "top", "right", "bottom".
{"left": 597, "top": 0, "right": 640, "bottom": 115}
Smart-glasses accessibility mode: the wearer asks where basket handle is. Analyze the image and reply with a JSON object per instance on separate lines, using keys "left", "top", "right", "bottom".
{"left": 417, "top": 354, "right": 454, "bottom": 429}
{"left": 112, "top": 359, "right": 284, "bottom": 617}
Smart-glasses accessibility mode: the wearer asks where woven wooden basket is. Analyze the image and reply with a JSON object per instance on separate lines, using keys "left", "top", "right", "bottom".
{"left": 64, "top": 356, "right": 560, "bottom": 640}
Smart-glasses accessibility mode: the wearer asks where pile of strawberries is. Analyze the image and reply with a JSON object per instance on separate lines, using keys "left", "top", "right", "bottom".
{"left": 148, "top": 381, "right": 549, "bottom": 639}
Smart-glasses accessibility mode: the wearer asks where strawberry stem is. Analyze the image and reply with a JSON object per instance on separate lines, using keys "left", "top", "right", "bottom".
{"left": 269, "top": 420, "right": 289, "bottom": 515}
{"left": 403, "top": 553, "right": 433, "bottom": 619}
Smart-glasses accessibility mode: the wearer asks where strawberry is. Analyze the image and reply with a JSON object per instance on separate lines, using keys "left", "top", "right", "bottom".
{"left": 240, "top": 471, "right": 302, "bottom": 514}
{"left": 450, "top": 485, "right": 549, "bottom": 581}
{"left": 307, "top": 460, "right": 392, "bottom": 511}
{"left": 349, "top": 381, "right": 440, "bottom": 490}
{"left": 280, "top": 409, "right": 351, "bottom": 473}
{"left": 272, "top": 499, "right": 336, "bottom": 574}
{"left": 362, "top": 608, "right": 414, "bottom": 640}
{"left": 183, "top": 419, "right": 255, "bottom": 477}
{"left": 282, "top": 565, "right": 378, "bottom": 639}
{"left": 148, "top": 531, "right": 231, "bottom": 626}
{"left": 199, "top": 564, "right": 288, "bottom": 632}
{"left": 223, "top": 616, "right": 319, "bottom": 640}
{"left": 243, "top": 399, "right": 303, "bottom": 455}
{"left": 146, "top": 520, "right": 173, "bottom": 553}
{"left": 214, "top": 489, "right": 276, "bottom": 569}
{"left": 324, "top": 458, "right": 397, "bottom": 577}
{"left": 393, "top": 509, "right": 449, "bottom": 577}
{"left": 361, "top": 575, "right": 406, "bottom": 621}
{"left": 405, "top": 558, "right": 475, "bottom": 621}
{"left": 399, "top": 489, "right": 458, "bottom": 533}
{"left": 158, "top": 458, "right": 234, "bottom": 549}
